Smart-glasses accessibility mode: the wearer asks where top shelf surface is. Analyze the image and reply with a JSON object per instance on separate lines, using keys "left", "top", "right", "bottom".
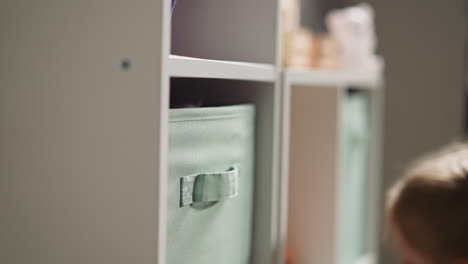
{"left": 168, "top": 55, "right": 384, "bottom": 88}
{"left": 168, "top": 55, "right": 277, "bottom": 82}
{"left": 284, "top": 66, "right": 383, "bottom": 89}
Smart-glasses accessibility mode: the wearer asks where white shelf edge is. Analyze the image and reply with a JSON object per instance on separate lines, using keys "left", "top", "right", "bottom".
{"left": 284, "top": 67, "right": 382, "bottom": 89}
{"left": 168, "top": 55, "right": 277, "bottom": 82}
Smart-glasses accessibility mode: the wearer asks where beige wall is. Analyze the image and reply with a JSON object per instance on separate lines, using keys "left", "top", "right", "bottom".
{"left": 367, "top": 0, "right": 466, "bottom": 263}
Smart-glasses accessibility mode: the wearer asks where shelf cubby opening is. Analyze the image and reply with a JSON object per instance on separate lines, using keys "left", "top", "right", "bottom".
{"left": 171, "top": 0, "right": 278, "bottom": 64}
{"left": 285, "top": 84, "right": 377, "bottom": 264}
{"left": 169, "top": 78, "right": 279, "bottom": 264}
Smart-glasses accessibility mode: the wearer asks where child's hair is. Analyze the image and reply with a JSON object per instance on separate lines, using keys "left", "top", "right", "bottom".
{"left": 386, "top": 142, "right": 468, "bottom": 262}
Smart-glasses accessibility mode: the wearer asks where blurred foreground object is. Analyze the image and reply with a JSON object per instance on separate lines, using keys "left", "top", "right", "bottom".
{"left": 281, "top": 0, "right": 320, "bottom": 68}
{"left": 281, "top": 1, "right": 380, "bottom": 71}
{"left": 283, "top": 29, "right": 319, "bottom": 68}
{"left": 281, "top": 0, "right": 300, "bottom": 31}
{"left": 325, "top": 3, "right": 380, "bottom": 72}
{"left": 317, "top": 34, "right": 339, "bottom": 68}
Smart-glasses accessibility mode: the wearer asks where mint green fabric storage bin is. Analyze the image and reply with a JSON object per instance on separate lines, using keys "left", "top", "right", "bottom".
{"left": 167, "top": 104, "right": 255, "bottom": 264}
{"left": 338, "top": 92, "right": 370, "bottom": 264}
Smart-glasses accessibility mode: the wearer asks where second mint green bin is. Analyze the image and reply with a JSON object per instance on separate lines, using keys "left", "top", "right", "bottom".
{"left": 167, "top": 104, "right": 255, "bottom": 264}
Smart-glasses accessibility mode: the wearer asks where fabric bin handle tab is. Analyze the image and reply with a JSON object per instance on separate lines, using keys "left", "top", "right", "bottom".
{"left": 180, "top": 167, "right": 239, "bottom": 208}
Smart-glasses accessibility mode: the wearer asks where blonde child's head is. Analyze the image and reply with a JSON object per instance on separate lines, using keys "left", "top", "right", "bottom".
{"left": 386, "top": 143, "right": 468, "bottom": 264}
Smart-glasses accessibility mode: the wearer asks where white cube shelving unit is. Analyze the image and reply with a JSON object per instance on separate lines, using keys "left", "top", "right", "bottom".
{"left": 279, "top": 67, "right": 384, "bottom": 264}
{"left": 1, "top": 0, "right": 383, "bottom": 264}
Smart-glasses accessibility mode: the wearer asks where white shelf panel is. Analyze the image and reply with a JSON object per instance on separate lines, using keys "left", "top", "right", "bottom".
{"left": 169, "top": 55, "right": 277, "bottom": 82}
{"left": 284, "top": 67, "right": 382, "bottom": 89}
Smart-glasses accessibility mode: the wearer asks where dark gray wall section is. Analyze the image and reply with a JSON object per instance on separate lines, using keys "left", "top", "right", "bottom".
{"left": 368, "top": 0, "right": 466, "bottom": 262}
